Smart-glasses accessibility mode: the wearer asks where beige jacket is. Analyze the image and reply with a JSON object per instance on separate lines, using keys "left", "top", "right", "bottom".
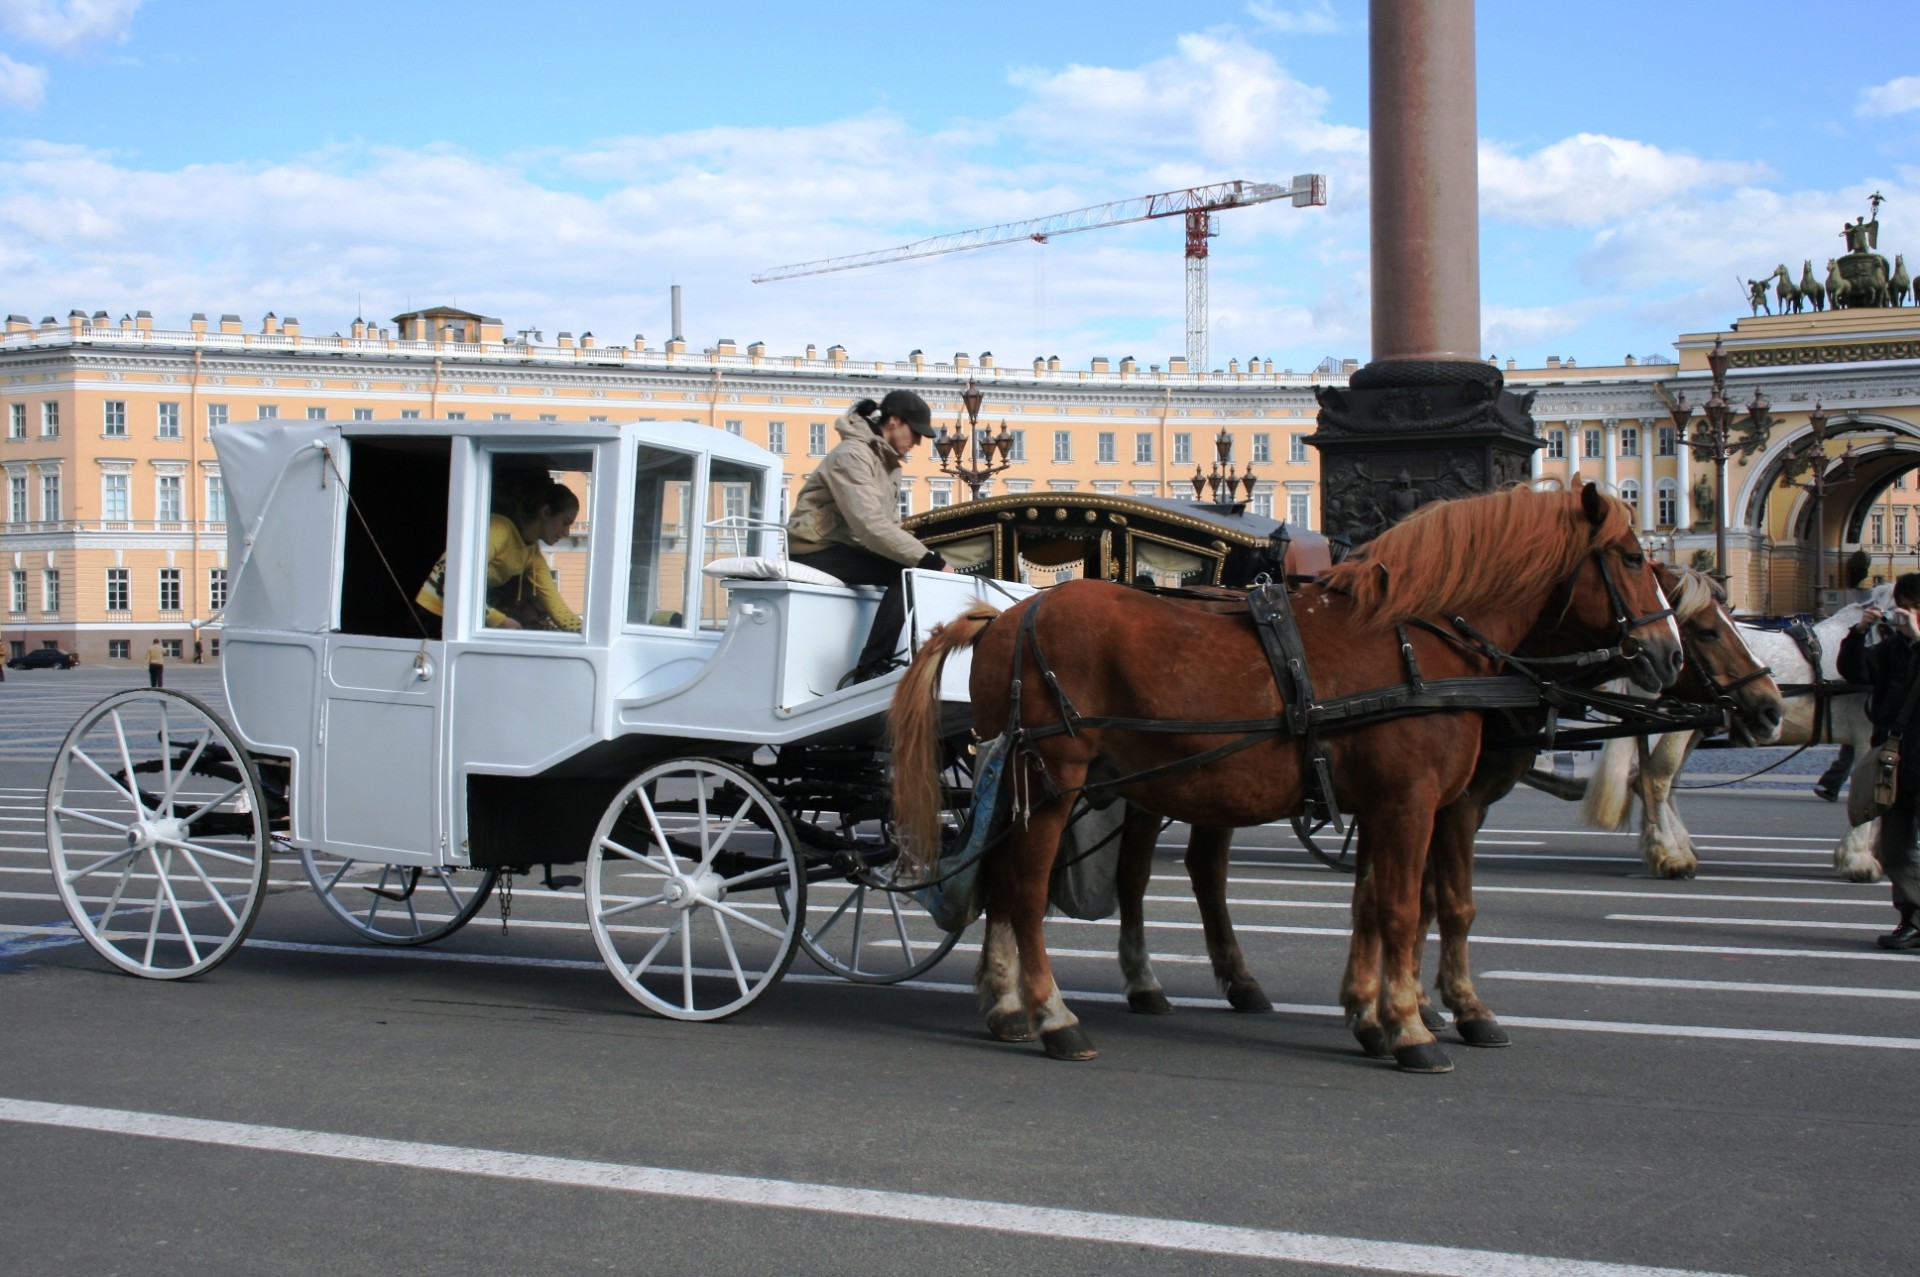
{"left": 786, "top": 410, "right": 935, "bottom": 565}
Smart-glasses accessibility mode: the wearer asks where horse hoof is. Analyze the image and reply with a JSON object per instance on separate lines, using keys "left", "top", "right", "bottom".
{"left": 1457, "top": 1017, "right": 1511, "bottom": 1048}
{"left": 1226, "top": 986, "right": 1273, "bottom": 1013}
{"left": 1352, "top": 1024, "right": 1392, "bottom": 1060}
{"left": 1393, "top": 1041, "right": 1455, "bottom": 1073}
{"left": 1418, "top": 1004, "right": 1448, "bottom": 1032}
{"left": 986, "top": 1009, "right": 1034, "bottom": 1042}
{"left": 1041, "top": 1025, "right": 1098, "bottom": 1060}
{"left": 1127, "top": 989, "right": 1174, "bottom": 1015}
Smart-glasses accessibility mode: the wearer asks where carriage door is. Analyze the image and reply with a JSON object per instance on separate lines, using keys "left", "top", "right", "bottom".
{"left": 317, "top": 437, "right": 452, "bottom": 865}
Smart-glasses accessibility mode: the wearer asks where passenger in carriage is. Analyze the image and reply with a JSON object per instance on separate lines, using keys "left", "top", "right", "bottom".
{"left": 1838, "top": 571, "right": 1920, "bottom": 951}
{"left": 415, "top": 479, "right": 583, "bottom": 633}
{"left": 786, "top": 390, "right": 953, "bottom": 686}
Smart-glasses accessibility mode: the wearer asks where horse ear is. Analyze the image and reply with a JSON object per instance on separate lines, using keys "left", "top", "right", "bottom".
{"left": 1580, "top": 476, "right": 1606, "bottom": 526}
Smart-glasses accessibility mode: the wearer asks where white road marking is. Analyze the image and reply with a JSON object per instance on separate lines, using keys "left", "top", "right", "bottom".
{"left": 1144, "top": 880, "right": 1885, "bottom": 908}
{"left": 0, "top": 1097, "right": 1745, "bottom": 1277}
{"left": 1477, "top": 971, "right": 1920, "bottom": 1001}
{"left": 1606, "top": 914, "right": 1884, "bottom": 932}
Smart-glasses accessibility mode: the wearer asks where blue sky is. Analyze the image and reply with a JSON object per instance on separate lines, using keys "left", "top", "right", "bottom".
{"left": 4, "top": 0, "right": 1920, "bottom": 371}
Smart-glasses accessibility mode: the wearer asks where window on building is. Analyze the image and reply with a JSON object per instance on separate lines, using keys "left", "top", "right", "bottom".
{"left": 1008, "top": 430, "right": 1025, "bottom": 462}
{"left": 1619, "top": 427, "right": 1638, "bottom": 458}
{"left": 161, "top": 639, "right": 183, "bottom": 659}
{"left": 106, "top": 567, "right": 129, "bottom": 612}
{"left": 1584, "top": 428, "right": 1602, "bottom": 459}
{"left": 257, "top": 404, "right": 278, "bottom": 420}
{"left": 102, "top": 473, "right": 129, "bottom": 522}
{"left": 1899, "top": 513, "right": 1910, "bottom": 547}
{"left": 930, "top": 484, "right": 953, "bottom": 509}
{"left": 1287, "top": 490, "right": 1309, "bottom": 526}
{"left": 40, "top": 401, "right": 57, "bottom": 437}
{"left": 1872, "top": 513, "right": 1886, "bottom": 545}
{"left": 209, "top": 568, "right": 228, "bottom": 611}
{"left": 43, "top": 568, "right": 60, "bottom": 614}
{"left": 1289, "top": 433, "right": 1308, "bottom": 464}
{"left": 1097, "top": 432, "right": 1116, "bottom": 463}
{"left": 107, "top": 639, "right": 129, "bottom": 660}
{"left": 1173, "top": 432, "right": 1192, "bottom": 466}
{"left": 724, "top": 419, "right": 743, "bottom": 436}
{"left": 8, "top": 403, "right": 22, "bottom": 439}
{"left": 1897, "top": 474, "right": 1909, "bottom": 491}
{"left": 41, "top": 472, "right": 58, "bottom": 521}
{"left": 1134, "top": 432, "right": 1153, "bottom": 464}
{"left": 767, "top": 421, "right": 786, "bottom": 454}
{"left": 1252, "top": 433, "right": 1272, "bottom": 464}
{"left": 446, "top": 412, "right": 466, "bottom": 421}
{"left": 1252, "top": 488, "right": 1274, "bottom": 518}
{"left": 808, "top": 422, "right": 827, "bottom": 455}
{"left": 1619, "top": 479, "right": 1640, "bottom": 513}
{"left": 1656, "top": 480, "right": 1678, "bottom": 527}
{"left": 158, "top": 567, "right": 181, "bottom": 612}
{"left": 354, "top": 408, "right": 375, "bottom": 421}
{"left": 206, "top": 475, "right": 226, "bottom": 524}
{"left": 400, "top": 410, "right": 421, "bottom": 419}
{"left": 1547, "top": 430, "right": 1566, "bottom": 459}
{"left": 1658, "top": 426, "right": 1676, "bottom": 456}
{"left": 206, "top": 403, "right": 228, "bottom": 433}
{"left": 537, "top": 413, "right": 557, "bottom": 422}
{"left": 308, "top": 406, "right": 328, "bottom": 420}
{"left": 103, "top": 401, "right": 127, "bottom": 437}
{"left": 1053, "top": 431, "right": 1072, "bottom": 463}
{"left": 157, "top": 474, "right": 182, "bottom": 522}
{"left": 897, "top": 480, "right": 912, "bottom": 519}
{"left": 158, "top": 402, "right": 181, "bottom": 438}
{"left": 7, "top": 474, "right": 23, "bottom": 522}
{"left": 9, "top": 569, "right": 24, "bottom": 614}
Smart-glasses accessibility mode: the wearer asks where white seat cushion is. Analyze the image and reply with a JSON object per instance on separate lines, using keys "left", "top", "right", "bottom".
{"left": 701, "top": 555, "right": 845, "bottom": 587}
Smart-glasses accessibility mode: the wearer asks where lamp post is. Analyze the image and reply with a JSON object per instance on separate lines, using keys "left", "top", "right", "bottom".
{"left": 934, "top": 378, "right": 1016, "bottom": 500}
{"left": 1671, "top": 335, "right": 1774, "bottom": 589}
{"left": 1776, "top": 402, "right": 1858, "bottom": 616}
{"left": 1188, "top": 426, "right": 1258, "bottom": 506}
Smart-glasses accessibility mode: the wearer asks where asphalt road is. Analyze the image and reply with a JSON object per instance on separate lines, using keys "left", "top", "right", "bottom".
{"left": 0, "top": 667, "right": 1913, "bottom": 1276}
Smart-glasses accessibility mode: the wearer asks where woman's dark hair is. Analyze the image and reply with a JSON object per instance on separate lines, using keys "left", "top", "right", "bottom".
{"left": 531, "top": 481, "right": 580, "bottom": 519}
{"left": 1894, "top": 572, "right": 1920, "bottom": 609}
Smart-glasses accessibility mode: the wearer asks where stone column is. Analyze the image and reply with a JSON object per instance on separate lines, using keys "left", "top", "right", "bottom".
{"left": 1638, "top": 419, "right": 1656, "bottom": 532}
{"left": 1529, "top": 434, "right": 1545, "bottom": 480}
{"left": 1602, "top": 419, "right": 1619, "bottom": 493}
{"left": 1567, "top": 420, "right": 1582, "bottom": 486}
{"left": 1675, "top": 435, "right": 1693, "bottom": 529}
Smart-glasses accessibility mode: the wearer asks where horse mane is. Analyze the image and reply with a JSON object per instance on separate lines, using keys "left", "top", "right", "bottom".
{"left": 1323, "top": 485, "right": 1631, "bottom": 630}
{"left": 1660, "top": 564, "right": 1720, "bottom": 623}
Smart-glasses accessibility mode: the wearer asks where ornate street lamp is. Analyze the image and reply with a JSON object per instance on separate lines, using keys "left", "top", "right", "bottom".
{"left": 1777, "top": 402, "right": 1859, "bottom": 615}
{"left": 1676, "top": 335, "right": 1775, "bottom": 588}
{"left": 1188, "top": 426, "right": 1258, "bottom": 506}
{"left": 934, "top": 378, "right": 1016, "bottom": 499}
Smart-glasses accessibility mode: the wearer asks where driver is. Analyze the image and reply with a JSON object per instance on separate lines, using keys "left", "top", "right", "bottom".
{"left": 787, "top": 391, "right": 953, "bottom": 686}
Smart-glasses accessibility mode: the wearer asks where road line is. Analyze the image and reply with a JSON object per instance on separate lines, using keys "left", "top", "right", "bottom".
{"left": 0, "top": 1097, "right": 1744, "bottom": 1277}
{"left": 1605, "top": 914, "right": 1884, "bottom": 932}
{"left": 1146, "top": 880, "right": 1884, "bottom": 907}
{"left": 1477, "top": 971, "right": 1920, "bottom": 1000}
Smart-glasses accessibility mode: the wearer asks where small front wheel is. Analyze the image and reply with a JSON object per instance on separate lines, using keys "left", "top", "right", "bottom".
{"left": 586, "top": 758, "right": 805, "bottom": 1021}
{"left": 299, "top": 849, "right": 498, "bottom": 945}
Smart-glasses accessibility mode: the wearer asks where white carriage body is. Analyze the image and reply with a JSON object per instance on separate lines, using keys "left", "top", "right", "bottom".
{"left": 214, "top": 419, "right": 1028, "bottom": 869}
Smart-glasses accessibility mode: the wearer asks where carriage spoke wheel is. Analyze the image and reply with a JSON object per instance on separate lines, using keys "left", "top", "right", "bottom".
{"left": 1290, "top": 812, "right": 1359, "bottom": 874}
{"left": 299, "top": 849, "right": 497, "bottom": 945}
{"left": 587, "top": 758, "right": 805, "bottom": 1021}
{"left": 46, "top": 689, "right": 271, "bottom": 979}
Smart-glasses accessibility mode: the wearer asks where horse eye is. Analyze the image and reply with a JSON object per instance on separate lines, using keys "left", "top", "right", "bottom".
{"left": 1698, "top": 628, "right": 1721, "bottom": 642}
{"left": 1623, "top": 551, "right": 1645, "bottom": 570}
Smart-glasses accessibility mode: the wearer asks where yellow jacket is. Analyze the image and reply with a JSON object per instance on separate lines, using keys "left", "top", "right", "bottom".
{"left": 416, "top": 515, "right": 581, "bottom": 632}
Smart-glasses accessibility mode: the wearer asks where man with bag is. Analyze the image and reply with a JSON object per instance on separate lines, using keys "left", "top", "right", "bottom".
{"left": 1837, "top": 572, "right": 1920, "bottom": 951}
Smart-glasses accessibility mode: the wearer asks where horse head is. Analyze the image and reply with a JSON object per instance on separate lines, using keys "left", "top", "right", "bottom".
{"left": 1565, "top": 481, "right": 1685, "bottom": 692}
{"left": 1655, "top": 563, "right": 1784, "bottom": 745}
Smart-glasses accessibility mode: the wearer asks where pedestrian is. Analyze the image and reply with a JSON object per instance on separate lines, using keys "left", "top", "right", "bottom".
{"left": 785, "top": 391, "right": 954, "bottom": 686}
{"left": 1837, "top": 572, "right": 1920, "bottom": 951}
{"left": 146, "top": 638, "right": 165, "bottom": 689}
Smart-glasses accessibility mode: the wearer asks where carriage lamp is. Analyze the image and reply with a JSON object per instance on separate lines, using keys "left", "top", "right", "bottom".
{"left": 1776, "top": 401, "right": 1858, "bottom": 613}
{"left": 1214, "top": 427, "right": 1233, "bottom": 466}
{"left": 1683, "top": 334, "right": 1776, "bottom": 594}
{"left": 1190, "top": 466, "right": 1208, "bottom": 499}
{"left": 937, "top": 377, "right": 1020, "bottom": 499}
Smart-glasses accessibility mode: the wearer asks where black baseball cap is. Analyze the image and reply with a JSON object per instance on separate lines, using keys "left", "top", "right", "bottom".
{"left": 879, "top": 389, "right": 935, "bottom": 438}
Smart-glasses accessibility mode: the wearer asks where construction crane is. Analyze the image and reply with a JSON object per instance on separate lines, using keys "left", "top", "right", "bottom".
{"left": 753, "top": 176, "right": 1327, "bottom": 371}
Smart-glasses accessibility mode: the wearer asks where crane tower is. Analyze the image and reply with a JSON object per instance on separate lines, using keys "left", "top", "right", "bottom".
{"left": 753, "top": 176, "right": 1327, "bottom": 371}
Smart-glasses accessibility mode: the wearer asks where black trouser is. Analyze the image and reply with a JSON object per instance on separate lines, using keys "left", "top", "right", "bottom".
{"left": 1877, "top": 788, "right": 1920, "bottom": 914}
{"left": 792, "top": 545, "right": 913, "bottom": 674}
{"left": 148, "top": 662, "right": 163, "bottom": 689}
{"left": 1816, "top": 744, "right": 1855, "bottom": 792}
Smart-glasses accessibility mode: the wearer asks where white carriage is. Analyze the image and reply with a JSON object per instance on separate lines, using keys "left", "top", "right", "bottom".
{"left": 45, "top": 418, "right": 1028, "bottom": 1019}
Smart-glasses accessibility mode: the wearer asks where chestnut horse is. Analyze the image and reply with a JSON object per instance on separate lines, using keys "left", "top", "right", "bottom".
{"left": 892, "top": 483, "right": 1682, "bottom": 1071}
{"left": 1103, "top": 562, "right": 1784, "bottom": 1052}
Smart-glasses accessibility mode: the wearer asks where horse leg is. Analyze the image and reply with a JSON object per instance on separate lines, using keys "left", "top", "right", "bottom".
{"left": 1413, "top": 867, "right": 1446, "bottom": 1032}
{"left": 976, "top": 913, "right": 1031, "bottom": 1041}
{"left": 1186, "top": 825, "right": 1273, "bottom": 1012}
{"left": 1430, "top": 796, "right": 1507, "bottom": 1047}
{"left": 1639, "top": 732, "right": 1699, "bottom": 879}
{"left": 1359, "top": 798, "right": 1451, "bottom": 1073}
{"left": 1340, "top": 856, "right": 1389, "bottom": 1058}
{"left": 1834, "top": 711, "right": 1885, "bottom": 882}
{"left": 999, "top": 787, "right": 1095, "bottom": 1059}
{"left": 1115, "top": 809, "right": 1172, "bottom": 1015}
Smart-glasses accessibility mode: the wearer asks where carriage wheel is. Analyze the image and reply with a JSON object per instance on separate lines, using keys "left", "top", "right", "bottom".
{"left": 1290, "top": 812, "right": 1359, "bottom": 874}
{"left": 586, "top": 757, "right": 805, "bottom": 1021}
{"left": 298, "top": 849, "right": 498, "bottom": 945}
{"left": 46, "top": 690, "right": 271, "bottom": 979}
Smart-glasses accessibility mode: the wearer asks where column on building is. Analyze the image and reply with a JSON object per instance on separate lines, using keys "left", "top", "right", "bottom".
{"left": 1528, "top": 432, "right": 1544, "bottom": 480}
{"left": 1566, "top": 419, "right": 1582, "bottom": 485}
{"left": 1601, "top": 418, "right": 1618, "bottom": 494}
{"left": 1675, "top": 429, "right": 1692, "bottom": 529}
{"left": 1638, "top": 418, "right": 1656, "bottom": 533}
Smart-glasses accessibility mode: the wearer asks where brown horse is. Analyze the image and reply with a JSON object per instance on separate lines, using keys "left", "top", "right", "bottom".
{"left": 891, "top": 483, "right": 1682, "bottom": 1071}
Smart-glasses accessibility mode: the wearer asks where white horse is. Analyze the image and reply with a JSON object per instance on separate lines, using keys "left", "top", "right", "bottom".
{"left": 1581, "top": 585, "right": 1889, "bottom": 881}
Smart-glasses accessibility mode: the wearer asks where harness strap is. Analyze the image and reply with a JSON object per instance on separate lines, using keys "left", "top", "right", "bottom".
{"left": 1247, "top": 581, "right": 1340, "bottom": 825}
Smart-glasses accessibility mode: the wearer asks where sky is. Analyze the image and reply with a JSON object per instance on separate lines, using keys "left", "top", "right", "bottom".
{"left": 3, "top": 0, "right": 1920, "bottom": 372}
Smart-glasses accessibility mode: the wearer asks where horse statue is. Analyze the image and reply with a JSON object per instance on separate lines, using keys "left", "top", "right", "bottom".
{"left": 1582, "top": 585, "right": 1891, "bottom": 880}
{"left": 1773, "top": 264, "right": 1803, "bottom": 314}
{"left": 891, "top": 483, "right": 1682, "bottom": 1071}
{"left": 1746, "top": 278, "right": 1772, "bottom": 316}
{"left": 1800, "top": 259, "right": 1826, "bottom": 312}
{"left": 1827, "top": 258, "right": 1852, "bottom": 309}
{"left": 1894, "top": 255, "right": 1912, "bottom": 308}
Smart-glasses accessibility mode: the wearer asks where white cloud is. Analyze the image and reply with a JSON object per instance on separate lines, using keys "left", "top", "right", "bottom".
{"left": 1857, "top": 76, "right": 1920, "bottom": 119}
{"left": 1480, "top": 133, "right": 1764, "bottom": 227}
{"left": 0, "top": 52, "right": 46, "bottom": 107}
{"left": 0, "top": 0, "right": 142, "bottom": 50}
{"left": 1244, "top": 1, "right": 1341, "bottom": 35}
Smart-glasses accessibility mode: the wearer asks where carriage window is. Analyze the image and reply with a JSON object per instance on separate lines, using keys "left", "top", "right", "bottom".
{"left": 340, "top": 437, "right": 452, "bottom": 638}
{"left": 455, "top": 451, "right": 593, "bottom": 635}
{"left": 696, "top": 459, "right": 768, "bottom": 630}
{"left": 627, "top": 446, "right": 698, "bottom": 627}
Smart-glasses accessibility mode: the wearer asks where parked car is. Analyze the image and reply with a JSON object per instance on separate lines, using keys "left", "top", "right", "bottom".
{"left": 7, "top": 648, "right": 79, "bottom": 670}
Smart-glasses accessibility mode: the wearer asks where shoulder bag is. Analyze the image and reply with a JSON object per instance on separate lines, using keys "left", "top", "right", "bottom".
{"left": 1848, "top": 670, "right": 1920, "bottom": 825}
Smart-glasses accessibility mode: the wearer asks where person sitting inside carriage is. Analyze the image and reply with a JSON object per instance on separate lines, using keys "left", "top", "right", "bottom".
{"left": 785, "top": 390, "right": 953, "bottom": 687}
{"left": 415, "top": 476, "right": 583, "bottom": 633}
{"left": 1837, "top": 571, "right": 1920, "bottom": 952}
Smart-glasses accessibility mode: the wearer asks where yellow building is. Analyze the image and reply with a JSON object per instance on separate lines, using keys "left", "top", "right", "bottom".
{"left": 0, "top": 306, "right": 1330, "bottom": 663}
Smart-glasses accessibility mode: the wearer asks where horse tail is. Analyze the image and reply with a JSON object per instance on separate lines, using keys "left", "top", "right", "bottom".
{"left": 890, "top": 603, "right": 1001, "bottom": 877}
{"left": 1579, "top": 734, "right": 1639, "bottom": 832}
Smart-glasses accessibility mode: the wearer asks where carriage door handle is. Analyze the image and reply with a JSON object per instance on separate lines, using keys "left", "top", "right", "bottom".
{"left": 413, "top": 650, "right": 436, "bottom": 682}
